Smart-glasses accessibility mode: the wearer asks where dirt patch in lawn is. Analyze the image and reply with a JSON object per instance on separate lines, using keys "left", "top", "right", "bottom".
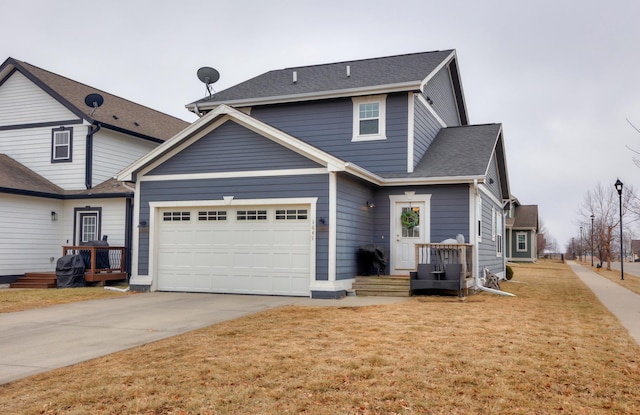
{"left": 1, "top": 260, "right": 639, "bottom": 414}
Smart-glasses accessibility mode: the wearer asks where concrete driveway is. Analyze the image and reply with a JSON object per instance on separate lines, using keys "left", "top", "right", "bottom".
{"left": 0, "top": 292, "right": 408, "bottom": 385}
{"left": 0, "top": 292, "right": 298, "bottom": 385}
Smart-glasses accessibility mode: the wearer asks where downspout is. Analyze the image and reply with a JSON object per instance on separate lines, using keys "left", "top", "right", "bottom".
{"left": 85, "top": 123, "right": 101, "bottom": 189}
{"left": 473, "top": 179, "right": 516, "bottom": 296}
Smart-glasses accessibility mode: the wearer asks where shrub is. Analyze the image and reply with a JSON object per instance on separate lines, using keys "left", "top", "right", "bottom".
{"left": 506, "top": 265, "right": 514, "bottom": 280}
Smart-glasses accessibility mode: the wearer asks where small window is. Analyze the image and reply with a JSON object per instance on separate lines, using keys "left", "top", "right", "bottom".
{"left": 163, "top": 211, "right": 191, "bottom": 221}
{"left": 198, "top": 211, "right": 227, "bottom": 221}
{"left": 51, "top": 127, "right": 73, "bottom": 162}
{"left": 352, "top": 95, "right": 387, "bottom": 141}
{"left": 517, "top": 233, "right": 527, "bottom": 252}
{"left": 237, "top": 210, "right": 267, "bottom": 221}
{"left": 276, "top": 209, "right": 308, "bottom": 220}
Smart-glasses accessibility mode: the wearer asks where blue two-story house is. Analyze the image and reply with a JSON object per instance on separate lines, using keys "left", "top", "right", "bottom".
{"left": 118, "top": 50, "right": 510, "bottom": 298}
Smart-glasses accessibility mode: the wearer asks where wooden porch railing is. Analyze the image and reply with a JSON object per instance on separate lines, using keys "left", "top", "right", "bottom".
{"left": 411, "top": 243, "right": 474, "bottom": 295}
{"left": 62, "top": 246, "right": 127, "bottom": 282}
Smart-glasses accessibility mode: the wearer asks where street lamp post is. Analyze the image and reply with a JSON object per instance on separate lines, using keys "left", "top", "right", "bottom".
{"left": 580, "top": 226, "right": 583, "bottom": 262}
{"left": 615, "top": 179, "right": 624, "bottom": 280}
{"left": 590, "top": 214, "right": 595, "bottom": 267}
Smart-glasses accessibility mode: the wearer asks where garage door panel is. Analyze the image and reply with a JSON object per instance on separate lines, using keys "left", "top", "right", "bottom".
{"left": 157, "top": 205, "right": 311, "bottom": 296}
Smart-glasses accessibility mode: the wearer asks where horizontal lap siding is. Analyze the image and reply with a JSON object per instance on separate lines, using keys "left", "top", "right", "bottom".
{"left": 138, "top": 174, "right": 330, "bottom": 280}
{"left": 486, "top": 154, "right": 502, "bottom": 199}
{"left": 251, "top": 94, "right": 408, "bottom": 174}
{"left": 93, "top": 130, "right": 158, "bottom": 186}
{"left": 0, "top": 194, "right": 64, "bottom": 276}
{"left": 424, "top": 66, "right": 460, "bottom": 126}
{"left": 478, "top": 196, "right": 505, "bottom": 276}
{"left": 149, "top": 121, "right": 320, "bottom": 175}
{"left": 336, "top": 174, "right": 375, "bottom": 279}
{"left": 372, "top": 185, "right": 470, "bottom": 254}
{"left": 0, "top": 71, "right": 77, "bottom": 125}
{"left": 413, "top": 96, "right": 442, "bottom": 166}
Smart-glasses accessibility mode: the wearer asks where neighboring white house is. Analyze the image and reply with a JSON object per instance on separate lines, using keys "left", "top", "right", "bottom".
{"left": 0, "top": 57, "right": 189, "bottom": 283}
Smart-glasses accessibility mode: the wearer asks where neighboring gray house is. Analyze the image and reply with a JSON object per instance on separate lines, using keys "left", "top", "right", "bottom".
{"left": 119, "top": 50, "right": 511, "bottom": 298}
{"left": 505, "top": 198, "right": 539, "bottom": 262}
{"left": 0, "top": 57, "right": 189, "bottom": 283}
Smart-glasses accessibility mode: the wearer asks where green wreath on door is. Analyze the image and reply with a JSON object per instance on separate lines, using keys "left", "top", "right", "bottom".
{"left": 401, "top": 209, "right": 419, "bottom": 229}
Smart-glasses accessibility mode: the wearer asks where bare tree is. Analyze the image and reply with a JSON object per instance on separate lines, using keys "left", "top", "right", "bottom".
{"left": 537, "top": 216, "right": 548, "bottom": 257}
{"left": 577, "top": 182, "right": 637, "bottom": 270}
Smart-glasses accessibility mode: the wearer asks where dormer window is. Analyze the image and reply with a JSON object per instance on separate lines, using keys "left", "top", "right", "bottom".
{"left": 352, "top": 95, "right": 387, "bottom": 141}
{"left": 51, "top": 126, "right": 73, "bottom": 163}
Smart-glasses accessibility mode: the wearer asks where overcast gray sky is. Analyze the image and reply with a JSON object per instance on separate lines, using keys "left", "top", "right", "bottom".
{"left": 2, "top": 0, "right": 639, "bottom": 249}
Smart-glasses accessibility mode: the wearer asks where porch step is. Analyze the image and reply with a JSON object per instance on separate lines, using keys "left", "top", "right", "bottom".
{"left": 352, "top": 275, "right": 410, "bottom": 297}
{"left": 10, "top": 272, "right": 57, "bottom": 289}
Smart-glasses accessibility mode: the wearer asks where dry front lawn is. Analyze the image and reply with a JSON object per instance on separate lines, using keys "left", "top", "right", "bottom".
{"left": 1, "top": 260, "right": 639, "bottom": 414}
{"left": 0, "top": 286, "right": 132, "bottom": 313}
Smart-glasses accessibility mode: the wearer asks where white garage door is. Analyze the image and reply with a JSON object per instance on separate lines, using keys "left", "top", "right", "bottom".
{"left": 156, "top": 205, "right": 311, "bottom": 296}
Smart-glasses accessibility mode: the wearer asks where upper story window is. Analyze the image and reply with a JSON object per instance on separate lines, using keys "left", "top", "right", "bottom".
{"left": 51, "top": 126, "right": 73, "bottom": 163}
{"left": 352, "top": 95, "right": 387, "bottom": 141}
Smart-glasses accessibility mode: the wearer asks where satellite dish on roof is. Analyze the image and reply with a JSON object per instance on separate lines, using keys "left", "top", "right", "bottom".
{"left": 84, "top": 93, "right": 104, "bottom": 108}
{"left": 84, "top": 93, "right": 104, "bottom": 116}
{"left": 197, "top": 67, "right": 219, "bottom": 97}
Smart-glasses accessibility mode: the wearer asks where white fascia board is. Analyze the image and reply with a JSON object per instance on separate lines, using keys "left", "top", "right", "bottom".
{"left": 117, "top": 105, "right": 229, "bottom": 181}
{"left": 417, "top": 94, "right": 446, "bottom": 128}
{"left": 380, "top": 175, "right": 487, "bottom": 186}
{"left": 118, "top": 104, "right": 348, "bottom": 182}
{"left": 187, "top": 81, "right": 422, "bottom": 111}
{"left": 419, "top": 50, "right": 456, "bottom": 91}
{"left": 139, "top": 168, "right": 328, "bottom": 182}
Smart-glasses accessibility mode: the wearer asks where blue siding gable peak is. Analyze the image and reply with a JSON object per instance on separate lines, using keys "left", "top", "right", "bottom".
{"left": 148, "top": 120, "right": 323, "bottom": 175}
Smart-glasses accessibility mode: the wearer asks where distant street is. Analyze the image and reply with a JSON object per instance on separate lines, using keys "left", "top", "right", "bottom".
{"left": 606, "top": 261, "right": 640, "bottom": 278}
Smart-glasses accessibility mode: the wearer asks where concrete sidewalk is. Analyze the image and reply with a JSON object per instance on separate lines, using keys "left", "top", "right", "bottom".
{"left": 0, "top": 291, "right": 407, "bottom": 385}
{"left": 568, "top": 261, "right": 640, "bottom": 344}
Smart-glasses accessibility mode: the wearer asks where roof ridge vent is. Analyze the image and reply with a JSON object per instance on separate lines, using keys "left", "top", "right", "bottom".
{"left": 292, "top": 71, "right": 298, "bottom": 83}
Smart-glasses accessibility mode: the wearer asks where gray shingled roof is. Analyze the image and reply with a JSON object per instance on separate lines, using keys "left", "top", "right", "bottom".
{"left": 509, "top": 205, "right": 539, "bottom": 230}
{"left": 382, "top": 124, "right": 502, "bottom": 179}
{"left": 192, "top": 50, "right": 454, "bottom": 105}
{"left": 2, "top": 58, "right": 189, "bottom": 141}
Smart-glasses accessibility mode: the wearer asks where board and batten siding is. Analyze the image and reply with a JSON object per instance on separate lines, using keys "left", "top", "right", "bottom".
{"left": 336, "top": 174, "right": 375, "bottom": 280}
{"left": 423, "top": 65, "right": 460, "bottom": 127}
{"left": 413, "top": 94, "right": 442, "bottom": 167}
{"left": 0, "top": 71, "right": 78, "bottom": 126}
{"left": 148, "top": 120, "right": 320, "bottom": 175}
{"left": 137, "top": 174, "right": 330, "bottom": 279}
{"left": 250, "top": 93, "right": 409, "bottom": 174}
{"left": 92, "top": 129, "right": 158, "bottom": 186}
{"left": 0, "top": 194, "right": 64, "bottom": 276}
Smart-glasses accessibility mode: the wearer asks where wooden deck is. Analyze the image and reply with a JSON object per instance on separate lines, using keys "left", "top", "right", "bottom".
{"left": 10, "top": 245, "right": 128, "bottom": 289}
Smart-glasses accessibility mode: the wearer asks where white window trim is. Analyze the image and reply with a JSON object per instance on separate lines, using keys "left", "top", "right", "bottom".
{"left": 352, "top": 95, "right": 387, "bottom": 142}
{"left": 52, "top": 127, "right": 72, "bottom": 162}
{"left": 477, "top": 197, "right": 483, "bottom": 242}
{"left": 516, "top": 232, "right": 528, "bottom": 252}
{"left": 496, "top": 211, "right": 503, "bottom": 257}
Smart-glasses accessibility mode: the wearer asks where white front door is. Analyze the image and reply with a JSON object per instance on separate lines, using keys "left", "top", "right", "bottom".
{"left": 393, "top": 201, "right": 426, "bottom": 270}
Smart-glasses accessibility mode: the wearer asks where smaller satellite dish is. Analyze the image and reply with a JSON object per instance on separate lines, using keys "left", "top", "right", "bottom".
{"left": 197, "top": 67, "right": 220, "bottom": 85}
{"left": 84, "top": 93, "right": 104, "bottom": 108}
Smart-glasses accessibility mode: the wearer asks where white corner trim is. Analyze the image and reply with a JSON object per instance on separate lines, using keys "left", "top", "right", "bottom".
{"left": 328, "top": 172, "right": 337, "bottom": 282}
{"left": 407, "top": 93, "right": 415, "bottom": 173}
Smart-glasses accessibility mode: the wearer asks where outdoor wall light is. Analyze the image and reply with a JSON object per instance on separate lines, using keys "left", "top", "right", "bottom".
{"left": 138, "top": 220, "right": 147, "bottom": 227}
{"left": 318, "top": 218, "right": 326, "bottom": 225}
{"left": 366, "top": 201, "right": 375, "bottom": 208}
{"left": 51, "top": 211, "right": 58, "bottom": 221}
